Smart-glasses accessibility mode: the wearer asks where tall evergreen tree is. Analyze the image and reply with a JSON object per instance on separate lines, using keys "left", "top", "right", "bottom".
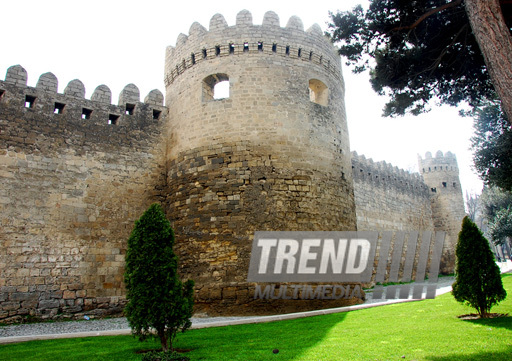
{"left": 489, "top": 206, "right": 512, "bottom": 245}
{"left": 124, "top": 203, "right": 194, "bottom": 352}
{"left": 479, "top": 186, "right": 512, "bottom": 220}
{"left": 452, "top": 216, "right": 506, "bottom": 318}
{"left": 471, "top": 101, "right": 512, "bottom": 191}
{"left": 327, "top": 1, "right": 512, "bottom": 120}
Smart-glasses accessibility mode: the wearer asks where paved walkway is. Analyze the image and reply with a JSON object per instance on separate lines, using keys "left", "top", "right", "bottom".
{"left": 1, "top": 261, "right": 510, "bottom": 345}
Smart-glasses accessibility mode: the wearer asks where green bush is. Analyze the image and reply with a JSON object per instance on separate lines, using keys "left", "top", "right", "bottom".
{"left": 124, "top": 203, "right": 194, "bottom": 352}
{"left": 452, "top": 216, "right": 507, "bottom": 317}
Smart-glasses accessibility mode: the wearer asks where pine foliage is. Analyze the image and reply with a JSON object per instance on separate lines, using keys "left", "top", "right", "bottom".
{"left": 327, "top": 1, "right": 499, "bottom": 116}
{"left": 124, "top": 203, "right": 194, "bottom": 352}
{"left": 452, "top": 216, "right": 506, "bottom": 317}
{"left": 471, "top": 102, "right": 512, "bottom": 191}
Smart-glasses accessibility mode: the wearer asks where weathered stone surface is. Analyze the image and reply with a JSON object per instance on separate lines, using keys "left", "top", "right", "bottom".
{"left": 352, "top": 152, "right": 434, "bottom": 232}
{"left": 0, "top": 10, "right": 464, "bottom": 323}
{"left": 164, "top": 12, "right": 360, "bottom": 313}
{"left": 0, "top": 65, "right": 166, "bottom": 323}
{"left": 38, "top": 300, "right": 60, "bottom": 309}
{"left": 418, "top": 151, "right": 466, "bottom": 273}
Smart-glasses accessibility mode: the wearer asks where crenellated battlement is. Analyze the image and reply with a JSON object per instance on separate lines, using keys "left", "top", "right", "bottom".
{"left": 351, "top": 151, "right": 429, "bottom": 197}
{"left": 418, "top": 150, "right": 463, "bottom": 196}
{"left": 418, "top": 150, "right": 459, "bottom": 174}
{"left": 164, "top": 10, "right": 341, "bottom": 86}
{"left": 0, "top": 66, "right": 169, "bottom": 323}
{"left": 0, "top": 65, "right": 167, "bottom": 127}
{"left": 0, "top": 9, "right": 465, "bottom": 322}
{"left": 416, "top": 151, "right": 465, "bottom": 273}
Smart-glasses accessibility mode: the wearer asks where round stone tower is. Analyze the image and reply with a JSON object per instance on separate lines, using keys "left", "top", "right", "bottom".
{"left": 164, "top": 10, "right": 357, "bottom": 314}
{"left": 418, "top": 151, "right": 466, "bottom": 274}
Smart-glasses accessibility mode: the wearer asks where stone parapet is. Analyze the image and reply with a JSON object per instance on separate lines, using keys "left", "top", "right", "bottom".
{"left": 418, "top": 151, "right": 466, "bottom": 274}
{"left": 164, "top": 10, "right": 341, "bottom": 87}
{"left": 0, "top": 66, "right": 167, "bottom": 323}
{"left": 351, "top": 152, "right": 434, "bottom": 233}
{"left": 0, "top": 10, "right": 467, "bottom": 322}
{"left": 351, "top": 151, "right": 429, "bottom": 198}
{"left": 0, "top": 65, "right": 166, "bottom": 128}
{"left": 164, "top": 10, "right": 358, "bottom": 311}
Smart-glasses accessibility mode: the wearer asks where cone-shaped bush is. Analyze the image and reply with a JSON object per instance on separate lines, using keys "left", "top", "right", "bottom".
{"left": 452, "top": 216, "right": 506, "bottom": 318}
{"left": 124, "top": 203, "right": 194, "bottom": 352}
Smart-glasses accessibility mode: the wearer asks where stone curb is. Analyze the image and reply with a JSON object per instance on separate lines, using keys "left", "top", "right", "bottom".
{"left": 0, "top": 329, "right": 132, "bottom": 345}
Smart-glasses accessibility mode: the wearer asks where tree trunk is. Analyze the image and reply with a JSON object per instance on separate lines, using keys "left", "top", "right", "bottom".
{"left": 159, "top": 330, "right": 169, "bottom": 353}
{"left": 465, "top": 0, "right": 512, "bottom": 123}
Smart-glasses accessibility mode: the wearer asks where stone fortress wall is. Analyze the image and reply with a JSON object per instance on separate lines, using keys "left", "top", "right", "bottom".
{"left": 0, "top": 10, "right": 466, "bottom": 323}
{"left": 418, "top": 151, "right": 467, "bottom": 273}
{"left": 164, "top": 10, "right": 358, "bottom": 315}
{"left": 352, "top": 150, "right": 465, "bottom": 275}
{"left": 0, "top": 66, "right": 167, "bottom": 322}
{"left": 351, "top": 151, "right": 434, "bottom": 232}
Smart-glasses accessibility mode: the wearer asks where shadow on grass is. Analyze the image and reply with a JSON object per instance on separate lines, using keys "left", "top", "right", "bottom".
{"left": 0, "top": 312, "right": 347, "bottom": 361}
{"left": 0, "top": 335, "right": 163, "bottom": 361}
{"left": 425, "top": 345, "right": 512, "bottom": 361}
{"left": 463, "top": 315, "right": 512, "bottom": 331}
{"left": 180, "top": 312, "right": 347, "bottom": 360}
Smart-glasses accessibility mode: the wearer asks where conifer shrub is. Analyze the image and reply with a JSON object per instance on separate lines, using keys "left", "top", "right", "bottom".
{"left": 124, "top": 203, "right": 194, "bottom": 352}
{"left": 452, "top": 216, "right": 506, "bottom": 318}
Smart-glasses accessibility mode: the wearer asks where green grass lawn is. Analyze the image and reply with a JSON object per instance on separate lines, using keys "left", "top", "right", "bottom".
{"left": 1, "top": 275, "right": 511, "bottom": 361}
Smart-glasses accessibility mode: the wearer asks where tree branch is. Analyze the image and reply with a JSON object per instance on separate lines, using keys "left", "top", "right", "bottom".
{"left": 391, "top": 0, "right": 463, "bottom": 32}
{"left": 426, "top": 24, "right": 469, "bottom": 77}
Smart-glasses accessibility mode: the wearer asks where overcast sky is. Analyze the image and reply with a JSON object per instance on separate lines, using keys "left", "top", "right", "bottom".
{"left": 0, "top": 0, "right": 482, "bottom": 197}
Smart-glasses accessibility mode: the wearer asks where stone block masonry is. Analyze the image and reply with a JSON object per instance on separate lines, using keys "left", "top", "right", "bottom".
{"left": 168, "top": 142, "right": 357, "bottom": 314}
{"left": 0, "top": 66, "right": 167, "bottom": 323}
{"left": 164, "top": 10, "right": 359, "bottom": 314}
{"left": 418, "top": 151, "right": 466, "bottom": 273}
{"left": 0, "top": 9, "right": 466, "bottom": 322}
{"left": 351, "top": 152, "right": 436, "bottom": 283}
{"left": 352, "top": 152, "right": 434, "bottom": 233}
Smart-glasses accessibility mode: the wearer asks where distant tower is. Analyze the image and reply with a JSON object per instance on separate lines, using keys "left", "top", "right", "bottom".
{"left": 418, "top": 151, "right": 466, "bottom": 273}
{"left": 163, "top": 10, "right": 357, "bottom": 313}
